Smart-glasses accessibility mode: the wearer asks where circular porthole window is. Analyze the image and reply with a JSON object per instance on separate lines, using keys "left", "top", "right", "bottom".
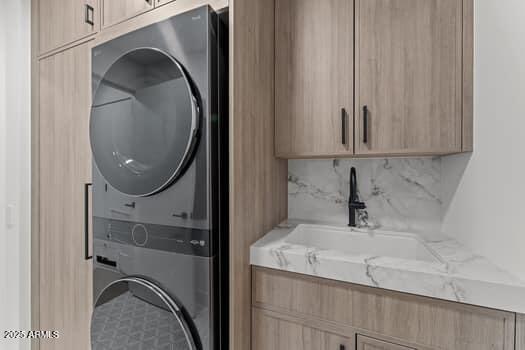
{"left": 90, "top": 48, "right": 200, "bottom": 197}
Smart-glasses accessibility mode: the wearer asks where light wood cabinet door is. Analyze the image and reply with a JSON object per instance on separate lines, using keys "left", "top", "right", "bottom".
{"left": 252, "top": 308, "right": 353, "bottom": 350}
{"left": 253, "top": 267, "right": 516, "bottom": 350}
{"left": 39, "top": 42, "right": 93, "bottom": 350}
{"left": 275, "top": 0, "right": 354, "bottom": 158}
{"left": 102, "top": 0, "right": 154, "bottom": 28}
{"left": 355, "top": 0, "right": 463, "bottom": 155}
{"left": 357, "top": 335, "right": 416, "bottom": 350}
{"left": 155, "top": 0, "right": 228, "bottom": 8}
{"left": 38, "top": 0, "right": 98, "bottom": 54}
{"left": 155, "top": 0, "right": 175, "bottom": 6}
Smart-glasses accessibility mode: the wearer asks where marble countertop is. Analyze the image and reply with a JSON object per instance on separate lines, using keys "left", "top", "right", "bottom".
{"left": 250, "top": 220, "right": 525, "bottom": 314}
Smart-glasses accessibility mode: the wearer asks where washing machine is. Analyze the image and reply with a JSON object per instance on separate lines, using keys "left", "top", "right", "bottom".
{"left": 88, "top": 6, "right": 228, "bottom": 350}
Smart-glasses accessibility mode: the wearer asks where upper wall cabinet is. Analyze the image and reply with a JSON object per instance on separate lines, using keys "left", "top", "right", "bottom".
{"left": 156, "top": 0, "right": 176, "bottom": 6}
{"left": 102, "top": 0, "right": 154, "bottom": 28}
{"left": 38, "top": 0, "right": 99, "bottom": 54}
{"left": 275, "top": 0, "right": 354, "bottom": 158}
{"left": 275, "top": 0, "right": 473, "bottom": 158}
{"left": 355, "top": 0, "right": 463, "bottom": 156}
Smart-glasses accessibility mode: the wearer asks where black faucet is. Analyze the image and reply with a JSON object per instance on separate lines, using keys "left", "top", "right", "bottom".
{"left": 348, "top": 167, "right": 366, "bottom": 227}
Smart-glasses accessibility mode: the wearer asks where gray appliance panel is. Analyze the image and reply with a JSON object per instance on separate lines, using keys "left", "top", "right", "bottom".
{"left": 90, "top": 6, "right": 221, "bottom": 350}
{"left": 91, "top": 278, "right": 196, "bottom": 350}
{"left": 91, "top": 5, "right": 216, "bottom": 231}
{"left": 93, "top": 239, "right": 215, "bottom": 350}
{"left": 94, "top": 217, "right": 212, "bottom": 257}
{"left": 91, "top": 48, "right": 200, "bottom": 197}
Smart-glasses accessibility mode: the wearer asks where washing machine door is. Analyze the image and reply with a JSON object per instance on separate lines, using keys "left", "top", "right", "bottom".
{"left": 90, "top": 48, "right": 200, "bottom": 197}
{"left": 91, "top": 277, "right": 198, "bottom": 350}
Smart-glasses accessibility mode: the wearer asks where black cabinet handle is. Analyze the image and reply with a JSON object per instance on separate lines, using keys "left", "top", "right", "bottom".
{"left": 85, "top": 4, "right": 94, "bottom": 25}
{"left": 340, "top": 345, "right": 345, "bottom": 350}
{"left": 341, "top": 108, "right": 347, "bottom": 145}
{"left": 363, "top": 105, "right": 369, "bottom": 144}
{"left": 84, "top": 183, "right": 93, "bottom": 260}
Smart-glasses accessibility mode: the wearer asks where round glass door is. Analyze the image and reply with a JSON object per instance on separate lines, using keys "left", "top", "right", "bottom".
{"left": 90, "top": 48, "right": 200, "bottom": 197}
{"left": 91, "top": 277, "right": 197, "bottom": 350}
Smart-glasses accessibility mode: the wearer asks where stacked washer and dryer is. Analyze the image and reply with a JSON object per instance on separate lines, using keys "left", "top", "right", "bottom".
{"left": 88, "top": 6, "right": 228, "bottom": 350}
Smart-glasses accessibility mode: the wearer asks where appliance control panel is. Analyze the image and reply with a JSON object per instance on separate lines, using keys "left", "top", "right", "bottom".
{"left": 93, "top": 217, "right": 212, "bottom": 257}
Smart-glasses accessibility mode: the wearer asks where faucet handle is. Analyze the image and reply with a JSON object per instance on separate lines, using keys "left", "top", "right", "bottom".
{"left": 349, "top": 201, "right": 366, "bottom": 210}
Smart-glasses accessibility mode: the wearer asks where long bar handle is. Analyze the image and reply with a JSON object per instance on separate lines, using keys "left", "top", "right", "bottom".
{"left": 363, "top": 105, "right": 369, "bottom": 144}
{"left": 341, "top": 108, "right": 347, "bottom": 145}
{"left": 84, "top": 183, "right": 93, "bottom": 260}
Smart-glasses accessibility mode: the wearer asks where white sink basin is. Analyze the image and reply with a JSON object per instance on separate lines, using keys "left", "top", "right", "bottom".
{"left": 285, "top": 224, "right": 441, "bottom": 263}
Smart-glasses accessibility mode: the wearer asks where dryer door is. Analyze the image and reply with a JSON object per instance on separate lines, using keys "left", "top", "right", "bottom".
{"left": 91, "top": 277, "right": 198, "bottom": 350}
{"left": 90, "top": 48, "right": 200, "bottom": 197}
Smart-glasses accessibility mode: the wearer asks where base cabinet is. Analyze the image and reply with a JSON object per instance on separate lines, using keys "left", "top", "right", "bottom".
{"left": 252, "top": 267, "right": 516, "bottom": 350}
{"left": 253, "top": 308, "right": 353, "bottom": 350}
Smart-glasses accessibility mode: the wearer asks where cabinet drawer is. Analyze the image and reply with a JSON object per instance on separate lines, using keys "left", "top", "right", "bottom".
{"left": 252, "top": 267, "right": 515, "bottom": 350}
{"left": 357, "top": 335, "right": 416, "bottom": 350}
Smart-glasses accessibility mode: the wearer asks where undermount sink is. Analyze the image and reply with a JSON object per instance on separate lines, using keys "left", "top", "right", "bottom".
{"left": 285, "top": 224, "right": 441, "bottom": 263}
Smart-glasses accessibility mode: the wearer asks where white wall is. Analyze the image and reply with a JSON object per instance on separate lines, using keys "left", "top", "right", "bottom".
{"left": 442, "top": 0, "right": 525, "bottom": 280}
{"left": 0, "top": 1, "right": 32, "bottom": 349}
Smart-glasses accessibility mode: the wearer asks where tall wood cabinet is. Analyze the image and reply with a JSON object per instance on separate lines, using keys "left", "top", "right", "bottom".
{"left": 38, "top": 42, "right": 93, "bottom": 350}
{"left": 275, "top": 0, "right": 472, "bottom": 158}
{"left": 38, "top": 0, "right": 99, "bottom": 54}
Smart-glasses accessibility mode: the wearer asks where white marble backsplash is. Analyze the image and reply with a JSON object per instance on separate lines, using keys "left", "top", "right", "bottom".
{"left": 288, "top": 158, "right": 442, "bottom": 233}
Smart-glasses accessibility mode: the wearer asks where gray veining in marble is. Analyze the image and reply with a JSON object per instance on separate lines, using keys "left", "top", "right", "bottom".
{"left": 251, "top": 221, "right": 525, "bottom": 313}
{"left": 288, "top": 158, "right": 442, "bottom": 232}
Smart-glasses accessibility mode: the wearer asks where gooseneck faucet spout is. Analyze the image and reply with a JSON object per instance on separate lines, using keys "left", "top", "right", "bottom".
{"left": 348, "top": 167, "right": 366, "bottom": 227}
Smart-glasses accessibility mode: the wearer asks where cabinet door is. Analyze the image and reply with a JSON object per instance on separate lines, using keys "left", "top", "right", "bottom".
{"left": 39, "top": 42, "right": 93, "bottom": 350}
{"left": 355, "top": 0, "right": 463, "bottom": 155}
{"left": 155, "top": 0, "right": 228, "bottom": 7}
{"left": 155, "top": 0, "right": 175, "bottom": 6}
{"left": 39, "top": 0, "right": 98, "bottom": 54}
{"left": 357, "top": 335, "right": 416, "bottom": 350}
{"left": 275, "top": 0, "right": 354, "bottom": 158}
{"left": 102, "top": 0, "right": 154, "bottom": 28}
{"left": 252, "top": 308, "right": 353, "bottom": 350}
